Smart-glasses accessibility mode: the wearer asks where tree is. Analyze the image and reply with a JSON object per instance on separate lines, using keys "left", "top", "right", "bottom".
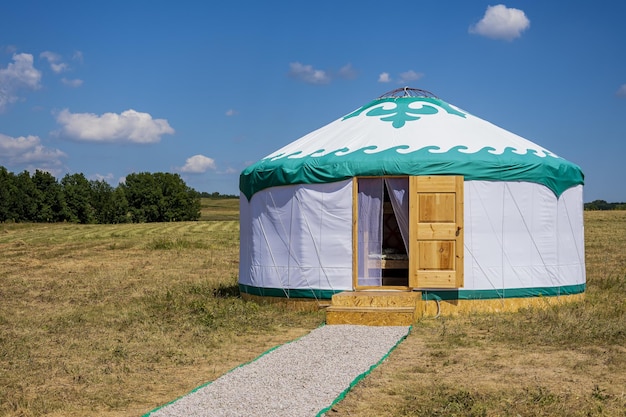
{"left": 13, "top": 171, "right": 40, "bottom": 222}
{"left": 121, "top": 172, "right": 200, "bottom": 222}
{"left": 61, "top": 173, "right": 95, "bottom": 224}
{"left": 32, "top": 170, "right": 68, "bottom": 222}
{"left": 89, "top": 180, "right": 130, "bottom": 224}
{"left": 121, "top": 172, "right": 161, "bottom": 222}
{"left": 154, "top": 172, "right": 201, "bottom": 221}
{"left": 0, "top": 166, "right": 201, "bottom": 223}
{"left": 0, "top": 167, "right": 18, "bottom": 222}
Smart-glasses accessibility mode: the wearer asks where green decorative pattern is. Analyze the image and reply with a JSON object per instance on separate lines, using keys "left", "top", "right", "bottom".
{"left": 240, "top": 96, "right": 584, "bottom": 199}
{"left": 343, "top": 97, "right": 466, "bottom": 128}
{"left": 240, "top": 144, "right": 584, "bottom": 200}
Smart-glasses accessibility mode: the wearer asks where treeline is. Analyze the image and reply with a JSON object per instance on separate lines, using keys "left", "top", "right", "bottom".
{"left": 199, "top": 191, "right": 239, "bottom": 199}
{"left": 0, "top": 167, "right": 201, "bottom": 223}
{"left": 584, "top": 200, "right": 626, "bottom": 210}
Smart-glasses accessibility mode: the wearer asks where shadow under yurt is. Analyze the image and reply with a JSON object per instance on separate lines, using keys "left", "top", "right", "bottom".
{"left": 238, "top": 87, "right": 585, "bottom": 324}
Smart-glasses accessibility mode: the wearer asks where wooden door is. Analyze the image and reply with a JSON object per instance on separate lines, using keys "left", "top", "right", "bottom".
{"left": 408, "top": 176, "right": 464, "bottom": 289}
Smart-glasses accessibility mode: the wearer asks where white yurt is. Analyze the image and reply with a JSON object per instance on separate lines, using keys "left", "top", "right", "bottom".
{"left": 239, "top": 88, "right": 585, "bottom": 314}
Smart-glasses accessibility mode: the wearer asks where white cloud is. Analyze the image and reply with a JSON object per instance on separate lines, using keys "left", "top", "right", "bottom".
{"left": 92, "top": 173, "right": 115, "bottom": 182}
{"left": 179, "top": 154, "right": 216, "bottom": 173}
{"left": 40, "top": 51, "right": 69, "bottom": 73}
{"left": 0, "top": 133, "right": 66, "bottom": 167}
{"left": 72, "top": 51, "right": 84, "bottom": 64}
{"left": 225, "top": 109, "right": 238, "bottom": 116}
{"left": 3, "top": 45, "right": 18, "bottom": 54}
{"left": 288, "top": 62, "right": 331, "bottom": 85}
{"left": 338, "top": 63, "right": 357, "bottom": 80}
{"left": 469, "top": 4, "right": 530, "bottom": 41}
{"left": 398, "top": 70, "right": 424, "bottom": 84}
{"left": 61, "top": 78, "right": 83, "bottom": 87}
{"left": 56, "top": 109, "right": 175, "bottom": 144}
{"left": 616, "top": 84, "right": 626, "bottom": 97}
{"left": 0, "top": 53, "right": 42, "bottom": 112}
{"left": 377, "top": 70, "right": 424, "bottom": 85}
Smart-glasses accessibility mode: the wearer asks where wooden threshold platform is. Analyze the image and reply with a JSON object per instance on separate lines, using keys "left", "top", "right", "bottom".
{"left": 325, "top": 291, "right": 422, "bottom": 326}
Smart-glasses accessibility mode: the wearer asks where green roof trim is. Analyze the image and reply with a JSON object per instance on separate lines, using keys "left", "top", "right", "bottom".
{"left": 240, "top": 144, "right": 584, "bottom": 200}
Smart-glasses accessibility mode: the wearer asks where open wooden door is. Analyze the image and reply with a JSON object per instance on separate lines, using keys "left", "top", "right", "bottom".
{"left": 409, "top": 176, "right": 464, "bottom": 289}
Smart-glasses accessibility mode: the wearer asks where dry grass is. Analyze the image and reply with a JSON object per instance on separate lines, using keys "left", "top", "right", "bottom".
{"left": 198, "top": 198, "right": 239, "bottom": 221}
{"left": 0, "top": 219, "right": 323, "bottom": 417}
{"left": 1, "top": 208, "right": 624, "bottom": 416}
{"left": 331, "top": 210, "right": 626, "bottom": 417}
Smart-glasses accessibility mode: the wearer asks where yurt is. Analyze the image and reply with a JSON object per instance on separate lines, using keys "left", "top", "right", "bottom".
{"left": 239, "top": 88, "right": 585, "bottom": 317}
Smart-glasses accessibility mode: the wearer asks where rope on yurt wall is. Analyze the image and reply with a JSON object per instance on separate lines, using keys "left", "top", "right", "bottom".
{"left": 500, "top": 185, "right": 506, "bottom": 301}
{"left": 504, "top": 183, "right": 558, "bottom": 288}
{"left": 256, "top": 214, "right": 290, "bottom": 298}
{"left": 470, "top": 182, "right": 505, "bottom": 298}
{"left": 265, "top": 187, "right": 330, "bottom": 305}
{"left": 293, "top": 192, "right": 335, "bottom": 305}
{"left": 266, "top": 190, "right": 300, "bottom": 299}
{"left": 561, "top": 193, "right": 585, "bottom": 269}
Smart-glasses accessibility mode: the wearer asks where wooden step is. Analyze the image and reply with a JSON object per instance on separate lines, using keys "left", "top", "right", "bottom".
{"left": 325, "top": 291, "right": 422, "bottom": 326}
{"left": 330, "top": 290, "right": 421, "bottom": 308}
{"left": 326, "top": 306, "right": 416, "bottom": 326}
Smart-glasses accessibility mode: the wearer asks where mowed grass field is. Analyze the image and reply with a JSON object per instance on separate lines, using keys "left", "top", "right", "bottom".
{"left": 0, "top": 201, "right": 624, "bottom": 416}
{"left": 0, "top": 199, "right": 325, "bottom": 416}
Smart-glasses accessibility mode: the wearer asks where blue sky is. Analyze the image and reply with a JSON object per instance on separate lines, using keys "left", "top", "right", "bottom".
{"left": 1, "top": 1, "right": 625, "bottom": 201}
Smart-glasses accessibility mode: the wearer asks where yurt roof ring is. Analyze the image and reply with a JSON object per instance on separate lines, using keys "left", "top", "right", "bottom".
{"left": 378, "top": 87, "right": 439, "bottom": 99}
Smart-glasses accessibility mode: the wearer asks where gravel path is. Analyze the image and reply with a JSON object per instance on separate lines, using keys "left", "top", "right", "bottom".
{"left": 144, "top": 325, "right": 410, "bottom": 417}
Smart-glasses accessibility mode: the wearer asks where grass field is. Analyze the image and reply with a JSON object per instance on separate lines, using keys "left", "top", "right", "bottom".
{"left": 0, "top": 205, "right": 624, "bottom": 416}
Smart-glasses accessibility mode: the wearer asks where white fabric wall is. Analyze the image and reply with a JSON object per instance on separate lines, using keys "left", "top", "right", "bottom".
{"left": 239, "top": 180, "right": 585, "bottom": 296}
{"left": 464, "top": 182, "right": 585, "bottom": 293}
{"left": 239, "top": 180, "right": 354, "bottom": 294}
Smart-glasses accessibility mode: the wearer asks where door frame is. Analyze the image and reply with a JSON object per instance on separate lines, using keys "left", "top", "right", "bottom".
{"left": 352, "top": 175, "right": 464, "bottom": 291}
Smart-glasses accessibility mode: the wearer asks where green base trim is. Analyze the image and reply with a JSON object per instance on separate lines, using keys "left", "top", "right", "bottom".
{"left": 238, "top": 283, "right": 344, "bottom": 299}
{"left": 239, "top": 284, "right": 587, "bottom": 301}
{"left": 315, "top": 325, "right": 412, "bottom": 417}
{"left": 239, "top": 283, "right": 586, "bottom": 301}
{"left": 421, "top": 283, "right": 586, "bottom": 301}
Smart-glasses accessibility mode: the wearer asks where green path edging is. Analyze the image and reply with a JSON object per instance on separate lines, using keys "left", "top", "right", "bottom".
{"left": 315, "top": 325, "right": 412, "bottom": 417}
{"left": 141, "top": 324, "right": 324, "bottom": 416}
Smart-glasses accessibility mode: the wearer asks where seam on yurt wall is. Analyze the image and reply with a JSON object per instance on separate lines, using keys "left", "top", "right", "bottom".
{"left": 562, "top": 189, "right": 584, "bottom": 268}
{"left": 257, "top": 218, "right": 288, "bottom": 297}
{"left": 294, "top": 191, "right": 329, "bottom": 302}
{"left": 472, "top": 182, "right": 505, "bottom": 295}
{"left": 318, "top": 189, "right": 338, "bottom": 293}
{"left": 500, "top": 183, "right": 506, "bottom": 301}
{"left": 505, "top": 182, "right": 558, "bottom": 287}
{"left": 463, "top": 182, "right": 501, "bottom": 294}
{"left": 259, "top": 192, "right": 290, "bottom": 298}
{"left": 465, "top": 181, "right": 474, "bottom": 290}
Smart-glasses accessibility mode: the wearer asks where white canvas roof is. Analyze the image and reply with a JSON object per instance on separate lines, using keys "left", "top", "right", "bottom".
{"left": 240, "top": 88, "right": 583, "bottom": 199}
